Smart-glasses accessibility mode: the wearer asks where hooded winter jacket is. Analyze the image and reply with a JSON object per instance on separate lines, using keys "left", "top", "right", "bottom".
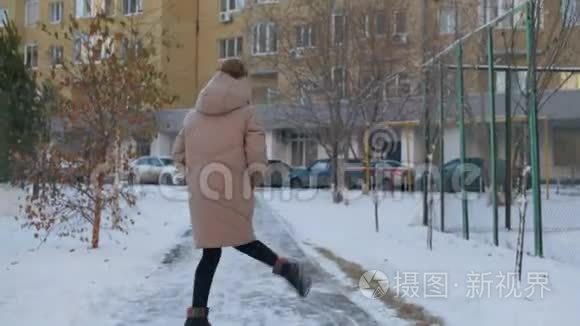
{"left": 172, "top": 72, "right": 267, "bottom": 248}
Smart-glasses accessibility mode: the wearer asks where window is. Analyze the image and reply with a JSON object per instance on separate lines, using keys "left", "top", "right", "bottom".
{"left": 394, "top": 11, "right": 407, "bottom": 35}
{"left": 252, "top": 87, "right": 278, "bottom": 104}
{"left": 75, "top": 0, "right": 91, "bottom": 17}
{"left": 104, "top": 0, "right": 115, "bottom": 16}
{"left": 95, "top": 35, "right": 115, "bottom": 60}
{"left": 362, "top": 15, "right": 370, "bottom": 37}
{"left": 218, "top": 37, "right": 243, "bottom": 58}
{"left": 332, "top": 66, "right": 347, "bottom": 98}
{"left": 482, "top": 0, "right": 499, "bottom": 24}
{"left": 147, "top": 158, "right": 162, "bottom": 167}
{"left": 0, "top": 7, "right": 8, "bottom": 27}
{"left": 135, "top": 141, "right": 150, "bottom": 157}
{"left": 496, "top": 71, "right": 527, "bottom": 94}
{"left": 73, "top": 33, "right": 88, "bottom": 63}
{"left": 50, "top": 45, "right": 64, "bottom": 66}
{"left": 310, "top": 161, "right": 329, "bottom": 173}
{"left": 376, "top": 11, "right": 387, "bottom": 36}
{"left": 75, "top": 0, "right": 114, "bottom": 18}
{"left": 49, "top": 2, "right": 64, "bottom": 23}
{"left": 120, "top": 38, "right": 143, "bottom": 62}
{"left": 252, "top": 22, "right": 277, "bottom": 55}
{"left": 290, "top": 134, "right": 317, "bottom": 167}
{"left": 481, "top": 0, "right": 543, "bottom": 28}
{"left": 123, "top": 0, "right": 143, "bottom": 15}
{"left": 220, "top": 0, "right": 245, "bottom": 13}
{"left": 295, "top": 25, "right": 316, "bottom": 48}
{"left": 561, "top": 73, "right": 580, "bottom": 90}
{"left": 25, "top": 44, "right": 38, "bottom": 68}
{"left": 439, "top": 5, "right": 458, "bottom": 34}
{"left": 392, "top": 72, "right": 411, "bottom": 96}
{"left": 562, "top": 0, "right": 580, "bottom": 25}
{"left": 160, "top": 158, "right": 174, "bottom": 166}
{"left": 25, "top": 0, "right": 39, "bottom": 27}
{"left": 135, "top": 158, "right": 148, "bottom": 166}
{"left": 333, "top": 14, "right": 345, "bottom": 45}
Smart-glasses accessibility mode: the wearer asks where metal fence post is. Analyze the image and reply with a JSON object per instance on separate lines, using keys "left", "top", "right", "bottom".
{"left": 505, "top": 71, "right": 513, "bottom": 231}
{"left": 423, "top": 71, "right": 430, "bottom": 227}
{"left": 487, "top": 26, "right": 499, "bottom": 246}
{"left": 439, "top": 63, "right": 446, "bottom": 232}
{"left": 364, "top": 125, "right": 371, "bottom": 195}
{"left": 456, "top": 42, "right": 469, "bottom": 240}
{"left": 526, "top": 1, "right": 544, "bottom": 257}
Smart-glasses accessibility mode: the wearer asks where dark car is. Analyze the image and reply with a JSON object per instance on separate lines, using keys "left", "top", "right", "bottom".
{"left": 257, "top": 160, "right": 292, "bottom": 188}
{"left": 288, "top": 159, "right": 364, "bottom": 189}
{"left": 417, "top": 157, "right": 530, "bottom": 193}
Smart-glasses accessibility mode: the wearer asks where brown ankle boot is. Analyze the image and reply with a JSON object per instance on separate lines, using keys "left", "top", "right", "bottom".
{"left": 184, "top": 307, "right": 211, "bottom": 326}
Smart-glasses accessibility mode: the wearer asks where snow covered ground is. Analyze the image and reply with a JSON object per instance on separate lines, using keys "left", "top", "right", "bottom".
{"left": 439, "top": 189, "right": 580, "bottom": 267}
{"left": 0, "top": 185, "right": 192, "bottom": 325}
{"left": 0, "top": 185, "right": 402, "bottom": 326}
{"left": 265, "top": 189, "right": 580, "bottom": 326}
{"left": 3, "top": 182, "right": 579, "bottom": 326}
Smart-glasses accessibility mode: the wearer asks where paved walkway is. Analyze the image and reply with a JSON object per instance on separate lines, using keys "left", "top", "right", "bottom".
{"left": 105, "top": 201, "right": 398, "bottom": 326}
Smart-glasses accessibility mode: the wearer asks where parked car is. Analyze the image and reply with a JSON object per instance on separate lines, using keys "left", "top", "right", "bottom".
{"left": 371, "top": 160, "right": 415, "bottom": 191}
{"left": 288, "top": 159, "right": 365, "bottom": 189}
{"left": 416, "top": 158, "right": 485, "bottom": 193}
{"left": 257, "top": 160, "right": 292, "bottom": 188}
{"left": 128, "top": 156, "right": 185, "bottom": 185}
{"left": 416, "top": 157, "right": 530, "bottom": 193}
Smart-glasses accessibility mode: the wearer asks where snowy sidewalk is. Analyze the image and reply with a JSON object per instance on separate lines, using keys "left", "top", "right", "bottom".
{"left": 107, "top": 200, "right": 399, "bottom": 326}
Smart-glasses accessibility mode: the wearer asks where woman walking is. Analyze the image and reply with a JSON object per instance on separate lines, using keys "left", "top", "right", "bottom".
{"left": 172, "top": 59, "right": 312, "bottom": 326}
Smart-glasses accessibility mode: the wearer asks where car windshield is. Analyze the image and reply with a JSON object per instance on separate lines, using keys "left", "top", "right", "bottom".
{"left": 160, "top": 158, "right": 174, "bottom": 166}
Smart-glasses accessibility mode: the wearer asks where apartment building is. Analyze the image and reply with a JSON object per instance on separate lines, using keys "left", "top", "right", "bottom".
{"left": 2, "top": 0, "right": 580, "bottom": 177}
{"left": 189, "top": 0, "right": 580, "bottom": 172}
{"left": 0, "top": 0, "right": 198, "bottom": 107}
{"left": 2, "top": 0, "right": 579, "bottom": 106}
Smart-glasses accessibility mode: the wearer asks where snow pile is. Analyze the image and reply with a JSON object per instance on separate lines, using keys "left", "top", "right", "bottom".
{"left": 265, "top": 189, "right": 580, "bottom": 326}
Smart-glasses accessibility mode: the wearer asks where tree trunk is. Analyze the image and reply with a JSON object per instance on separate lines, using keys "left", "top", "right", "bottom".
{"left": 91, "top": 172, "right": 104, "bottom": 249}
{"left": 332, "top": 141, "right": 343, "bottom": 204}
{"left": 111, "top": 132, "right": 121, "bottom": 229}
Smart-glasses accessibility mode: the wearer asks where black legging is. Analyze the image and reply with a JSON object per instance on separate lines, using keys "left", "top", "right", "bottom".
{"left": 192, "top": 240, "right": 279, "bottom": 307}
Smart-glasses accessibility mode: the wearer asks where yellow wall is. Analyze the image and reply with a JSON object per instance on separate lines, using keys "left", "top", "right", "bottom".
{"left": 0, "top": 0, "right": 198, "bottom": 108}
{"left": 2, "top": 0, "right": 580, "bottom": 110}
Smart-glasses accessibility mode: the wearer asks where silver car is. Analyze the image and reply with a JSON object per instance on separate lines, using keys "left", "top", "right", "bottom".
{"left": 128, "top": 156, "right": 185, "bottom": 185}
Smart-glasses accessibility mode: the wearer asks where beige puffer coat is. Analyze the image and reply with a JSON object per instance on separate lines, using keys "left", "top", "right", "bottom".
{"left": 172, "top": 72, "right": 267, "bottom": 248}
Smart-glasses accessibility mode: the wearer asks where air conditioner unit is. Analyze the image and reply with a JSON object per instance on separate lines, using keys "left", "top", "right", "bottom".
{"left": 219, "top": 11, "right": 233, "bottom": 23}
{"left": 392, "top": 33, "right": 408, "bottom": 44}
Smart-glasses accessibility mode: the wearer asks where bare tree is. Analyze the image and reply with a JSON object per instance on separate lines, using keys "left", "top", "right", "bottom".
{"left": 245, "top": 0, "right": 412, "bottom": 202}
{"left": 22, "top": 14, "right": 174, "bottom": 249}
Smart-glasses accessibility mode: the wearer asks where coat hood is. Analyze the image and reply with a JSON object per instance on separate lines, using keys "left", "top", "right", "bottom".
{"left": 195, "top": 72, "right": 251, "bottom": 116}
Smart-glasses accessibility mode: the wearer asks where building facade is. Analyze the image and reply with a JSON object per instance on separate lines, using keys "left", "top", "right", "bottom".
{"left": 0, "top": 0, "right": 198, "bottom": 107}
{"left": 2, "top": 0, "right": 580, "bottom": 178}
